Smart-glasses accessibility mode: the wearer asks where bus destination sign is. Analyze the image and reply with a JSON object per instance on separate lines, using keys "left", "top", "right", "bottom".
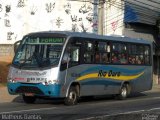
{"left": 27, "top": 38, "right": 65, "bottom": 44}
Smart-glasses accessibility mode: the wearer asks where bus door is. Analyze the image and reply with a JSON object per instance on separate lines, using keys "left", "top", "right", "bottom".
{"left": 60, "top": 38, "right": 82, "bottom": 87}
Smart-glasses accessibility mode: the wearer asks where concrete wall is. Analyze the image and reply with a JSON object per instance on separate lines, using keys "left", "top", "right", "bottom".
{"left": 0, "top": 0, "right": 98, "bottom": 44}
{"left": 0, "top": 0, "right": 99, "bottom": 57}
{"left": 104, "top": 0, "right": 124, "bottom": 35}
{"left": 123, "top": 26, "right": 155, "bottom": 42}
{"left": 0, "top": 44, "right": 14, "bottom": 56}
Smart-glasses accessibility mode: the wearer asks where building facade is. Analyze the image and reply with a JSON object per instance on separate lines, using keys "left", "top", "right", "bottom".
{"left": 0, "top": 0, "right": 98, "bottom": 55}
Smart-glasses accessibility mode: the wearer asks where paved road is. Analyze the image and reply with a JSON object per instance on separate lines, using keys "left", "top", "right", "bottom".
{"left": 0, "top": 88, "right": 160, "bottom": 120}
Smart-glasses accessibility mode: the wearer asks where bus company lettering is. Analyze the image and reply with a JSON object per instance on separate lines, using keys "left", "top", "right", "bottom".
{"left": 98, "top": 70, "right": 121, "bottom": 77}
{"left": 16, "top": 70, "right": 47, "bottom": 76}
{"left": 40, "top": 38, "right": 64, "bottom": 43}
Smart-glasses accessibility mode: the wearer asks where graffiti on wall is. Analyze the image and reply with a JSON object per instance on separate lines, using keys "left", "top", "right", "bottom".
{"left": 55, "top": 17, "right": 63, "bottom": 28}
{"left": 7, "top": 32, "right": 14, "bottom": 40}
{"left": 17, "top": 0, "right": 25, "bottom": 8}
{"left": 71, "top": 15, "right": 82, "bottom": 22}
{"left": 30, "top": 5, "right": 37, "bottom": 15}
{"left": 0, "top": 4, "right": 2, "bottom": 12}
{"left": 64, "top": 3, "right": 71, "bottom": 15}
{"left": 46, "top": 3, "right": 55, "bottom": 13}
{"left": 111, "top": 20, "right": 119, "bottom": 31}
{"left": 72, "top": 24, "right": 79, "bottom": 32}
{"left": 80, "top": 23, "right": 88, "bottom": 32}
{"left": 5, "top": 5, "right": 11, "bottom": 13}
{"left": 0, "top": 0, "right": 98, "bottom": 44}
{"left": 4, "top": 19, "right": 11, "bottom": 27}
{"left": 79, "top": 4, "right": 92, "bottom": 14}
{"left": 86, "top": 13, "right": 95, "bottom": 23}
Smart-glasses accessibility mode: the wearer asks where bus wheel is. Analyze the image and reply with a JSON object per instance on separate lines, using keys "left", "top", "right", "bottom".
{"left": 117, "top": 84, "right": 129, "bottom": 100}
{"left": 64, "top": 86, "right": 78, "bottom": 105}
{"left": 22, "top": 95, "right": 36, "bottom": 104}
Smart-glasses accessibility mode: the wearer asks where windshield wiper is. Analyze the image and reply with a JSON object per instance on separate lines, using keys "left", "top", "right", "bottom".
{"left": 19, "top": 52, "right": 52, "bottom": 68}
{"left": 33, "top": 52, "right": 43, "bottom": 67}
{"left": 19, "top": 54, "right": 34, "bottom": 68}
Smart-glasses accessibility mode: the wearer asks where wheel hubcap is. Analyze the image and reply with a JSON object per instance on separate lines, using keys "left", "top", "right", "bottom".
{"left": 69, "top": 92, "right": 76, "bottom": 101}
{"left": 121, "top": 87, "right": 127, "bottom": 97}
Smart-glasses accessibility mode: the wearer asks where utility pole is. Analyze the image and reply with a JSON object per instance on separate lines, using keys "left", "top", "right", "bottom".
{"left": 98, "top": 0, "right": 105, "bottom": 35}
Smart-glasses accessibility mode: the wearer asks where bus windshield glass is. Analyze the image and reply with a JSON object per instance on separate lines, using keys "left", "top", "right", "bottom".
{"left": 13, "top": 36, "right": 66, "bottom": 68}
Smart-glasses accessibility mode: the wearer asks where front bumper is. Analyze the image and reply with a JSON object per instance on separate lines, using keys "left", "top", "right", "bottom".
{"left": 7, "top": 82, "right": 61, "bottom": 97}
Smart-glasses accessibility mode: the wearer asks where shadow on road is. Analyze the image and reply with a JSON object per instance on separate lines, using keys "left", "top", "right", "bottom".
{"left": 12, "top": 95, "right": 23, "bottom": 103}
{"left": 11, "top": 92, "right": 148, "bottom": 105}
{"left": 129, "top": 92, "right": 147, "bottom": 98}
{"left": 11, "top": 95, "right": 64, "bottom": 105}
{"left": 80, "top": 92, "right": 147, "bottom": 103}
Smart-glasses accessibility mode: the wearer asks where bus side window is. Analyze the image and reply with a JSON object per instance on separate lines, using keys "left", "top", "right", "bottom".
{"left": 144, "top": 46, "right": 150, "bottom": 64}
{"left": 69, "top": 39, "right": 81, "bottom": 67}
{"left": 95, "top": 41, "right": 111, "bottom": 64}
{"left": 106, "top": 42, "right": 110, "bottom": 52}
{"left": 128, "top": 44, "right": 146, "bottom": 65}
{"left": 95, "top": 52, "right": 100, "bottom": 63}
{"left": 60, "top": 39, "right": 81, "bottom": 70}
{"left": 101, "top": 53, "right": 110, "bottom": 63}
{"left": 84, "top": 41, "right": 94, "bottom": 63}
{"left": 112, "top": 53, "right": 119, "bottom": 63}
{"left": 112, "top": 42, "right": 128, "bottom": 64}
{"left": 70, "top": 47, "right": 80, "bottom": 62}
{"left": 120, "top": 54, "right": 127, "bottom": 64}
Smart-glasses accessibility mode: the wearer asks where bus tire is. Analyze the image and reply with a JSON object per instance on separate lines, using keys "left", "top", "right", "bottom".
{"left": 64, "top": 86, "right": 78, "bottom": 106}
{"left": 22, "top": 95, "right": 36, "bottom": 104}
{"left": 117, "top": 84, "right": 129, "bottom": 100}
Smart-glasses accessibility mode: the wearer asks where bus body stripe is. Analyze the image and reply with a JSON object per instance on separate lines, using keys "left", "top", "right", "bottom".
{"left": 76, "top": 72, "right": 144, "bottom": 81}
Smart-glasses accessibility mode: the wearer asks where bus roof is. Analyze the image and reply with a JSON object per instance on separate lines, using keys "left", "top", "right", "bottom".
{"left": 25, "top": 31, "right": 152, "bottom": 45}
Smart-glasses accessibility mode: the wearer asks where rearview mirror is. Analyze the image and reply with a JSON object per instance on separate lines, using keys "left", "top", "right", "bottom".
{"left": 14, "top": 40, "right": 21, "bottom": 53}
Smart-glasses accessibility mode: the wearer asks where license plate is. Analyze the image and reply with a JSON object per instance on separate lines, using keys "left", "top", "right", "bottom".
{"left": 24, "top": 93, "right": 34, "bottom": 96}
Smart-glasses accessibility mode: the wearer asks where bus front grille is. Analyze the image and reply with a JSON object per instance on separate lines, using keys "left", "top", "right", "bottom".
{"left": 15, "top": 86, "right": 44, "bottom": 95}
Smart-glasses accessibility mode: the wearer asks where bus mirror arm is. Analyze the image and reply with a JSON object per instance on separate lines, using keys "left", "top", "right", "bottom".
{"left": 60, "top": 60, "right": 69, "bottom": 71}
{"left": 14, "top": 40, "right": 21, "bottom": 53}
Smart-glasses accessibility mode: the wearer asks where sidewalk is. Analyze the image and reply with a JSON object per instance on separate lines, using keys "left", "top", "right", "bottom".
{"left": 0, "top": 84, "right": 160, "bottom": 103}
{"left": 0, "top": 86, "right": 21, "bottom": 103}
{"left": 151, "top": 83, "right": 160, "bottom": 92}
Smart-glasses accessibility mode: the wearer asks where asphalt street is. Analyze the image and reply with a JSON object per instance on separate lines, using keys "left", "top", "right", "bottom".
{"left": 0, "top": 87, "right": 160, "bottom": 120}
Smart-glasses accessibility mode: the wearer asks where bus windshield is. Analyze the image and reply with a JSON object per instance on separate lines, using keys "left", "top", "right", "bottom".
{"left": 13, "top": 36, "right": 66, "bottom": 68}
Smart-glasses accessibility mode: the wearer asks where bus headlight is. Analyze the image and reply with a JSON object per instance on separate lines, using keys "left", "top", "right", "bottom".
{"left": 7, "top": 78, "right": 16, "bottom": 83}
{"left": 42, "top": 80, "right": 59, "bottom": 86}
{"left": 48, "top": 80, "right": 53, "bottom": 85}
{"left": 52, "top": 80, "right": 59, "bottom": 84}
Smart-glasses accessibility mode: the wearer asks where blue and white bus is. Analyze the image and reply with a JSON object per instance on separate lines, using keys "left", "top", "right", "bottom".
{"left": 7, "top": 31, "right": 153, "bottom": 105}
